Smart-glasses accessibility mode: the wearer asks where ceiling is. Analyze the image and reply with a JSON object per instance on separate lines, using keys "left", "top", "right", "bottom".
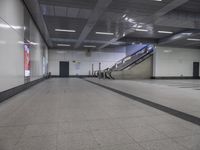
{"left": 24, "top": 0, "right": 200, "bottom": 50}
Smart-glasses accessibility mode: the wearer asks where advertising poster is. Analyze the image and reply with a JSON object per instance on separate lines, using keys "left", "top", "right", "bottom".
{"left": 24, "top": 44, "right": 30, "bottom": 77}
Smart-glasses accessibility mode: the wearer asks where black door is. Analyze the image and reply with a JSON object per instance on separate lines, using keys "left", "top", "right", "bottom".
{"left": 60, "top": 61, "right": 69, "bottom": 77}
{"left": 193, "top": 62, "right": 199, "bottom": 79}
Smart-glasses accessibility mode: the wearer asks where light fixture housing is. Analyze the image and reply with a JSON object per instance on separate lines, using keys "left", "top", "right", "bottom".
{"left": 122, "top": 14, "right": 126, "bottom": 18}
{"left": 96, "top": 32, "right": 114, "bottom": 35}
{"left": 187, "top": 38, "right": 200, "bottom": 41}
{"left": 55, "top": 29, "right": 76, "bottom": 33}
{"left": 158, "top": 31, "right": 173, "bottom": 34}
{"left": 83, "top": 45, "right": 96, "bottom": 48}
{"left": 135, "top": 29, "right": 148, "bottom": 32}
{"left": 57, "top": 44, "right": 71, "bottom": 47}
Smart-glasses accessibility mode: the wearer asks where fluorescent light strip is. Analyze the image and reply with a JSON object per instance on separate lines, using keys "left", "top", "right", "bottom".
{"left": 158, "top": 31, "right": 173, "bottom": 34}
{"left": 57, "top": 44, "right": 71, "bottom": 47}
{"left": 0, "top": 23, "right": 23, "bottom": 30}
{"left": 84, "top": 45, "right": 96, "bottom": 48}
{"left": 135, "top": 29, "right": 148, "bottom": 32}
{"left": 187, "top": 38, "right": 200, "bottom": 41}
{"left": 55, "top": 29, "right": 76, "bottom": 33}
{"left": 96, "top": 32, "right": 114, "bottom": 35}
{"left": 122, "top": 14, "right": 126, "bottom": 18}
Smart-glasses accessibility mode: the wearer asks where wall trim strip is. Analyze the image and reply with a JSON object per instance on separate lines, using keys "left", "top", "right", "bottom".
{"left": 0, "top": 77, "right": 46, "bottom": 103}
{"left": 51, "top": 75, "right": 96, "bottom": 78}
{"left": 152, "top": 76, "right": 200, "bottom": 79}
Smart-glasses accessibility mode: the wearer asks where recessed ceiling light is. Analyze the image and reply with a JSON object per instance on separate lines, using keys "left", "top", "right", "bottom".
{"left": 57, "top": 51, "right": 66, "bottom": 54}
{"left": 55, "top": 29, "right": 76, "bottom": 33}
{"left": 158, "top": 31, "right": 173, "bottom": 34}
{"left": 181, "top": 33, "right": 192, "bottom": 36}
{"left": 30, "top": 42, "right": 39, "bottom": 46}
{"left": 164, "top": 50, "right": 173, "bottom": 53}
{"left": 187, "top": 38, "right": 200, "bottom": 41}
{"left": 122, "top": 14, "right": 126, "bottom": 18}
{"left": 0, "top": 23, "right": 23, "bottom": 30}
{"left": 96, "top": 32, "right": 114, "bottom": 35}
{"left": 135, "top": 29, "right": 148, "bottom": 32}
{"left": 154, "top": 0, "right": 162, "bottom": 1}
{"left": 83, "top": 45, "right": 96, "bottom": 48}
{"left": 57, "top": 44, "right": 71, "bottom": 47}
{"left": 137, "top": 25, "right": 143, "bottom": 28}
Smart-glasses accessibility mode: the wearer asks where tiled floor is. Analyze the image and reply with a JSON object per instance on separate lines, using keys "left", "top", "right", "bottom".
{"left": 87, "top": 78, "right": 200, "bottom": 117}
{"left": 0, "top": 78, "right": 200, "bottom": 150}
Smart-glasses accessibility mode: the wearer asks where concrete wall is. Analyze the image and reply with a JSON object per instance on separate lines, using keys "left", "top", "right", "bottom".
{"left": 153, "top": 46, "right": 200, "bottom": 77}
{"left": 48, "top": 49, "right": 126, "bottom": 76}
{"left": 0, "top": 0, "right": 48, "bottom": 92}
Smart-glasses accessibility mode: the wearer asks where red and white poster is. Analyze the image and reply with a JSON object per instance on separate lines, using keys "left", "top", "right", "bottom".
{"left": 24, "top": 44, "right": 30, "bottom": 77}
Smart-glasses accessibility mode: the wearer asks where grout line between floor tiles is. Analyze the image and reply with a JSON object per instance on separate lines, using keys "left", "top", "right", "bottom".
{"left": 84, "top": 79, "right": 200, "bottom": 127}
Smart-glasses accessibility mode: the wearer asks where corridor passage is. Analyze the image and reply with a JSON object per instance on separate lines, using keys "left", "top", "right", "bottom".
{"left": 0, "top": 78, "right": 199, "bottom": 150}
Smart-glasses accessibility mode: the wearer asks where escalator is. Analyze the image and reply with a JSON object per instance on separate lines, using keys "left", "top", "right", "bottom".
{"left": 106, "top": 45, "right": 155, "bottom": 80}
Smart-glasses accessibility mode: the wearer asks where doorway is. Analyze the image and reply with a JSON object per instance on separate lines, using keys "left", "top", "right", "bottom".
{"left": 193, "top": 62, "right": 199, "bottom": 79}
{"left": 60, "top": 61, "right": 69, "bottom": 77}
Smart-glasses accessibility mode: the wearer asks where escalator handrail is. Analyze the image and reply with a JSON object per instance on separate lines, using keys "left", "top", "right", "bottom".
{"left": 111, "top": 44, "right": 150, "bottom": 68}
{"left": 117, "top": 49, "right": 154, "bottom": 71}
{"left": 129, "top": 44, "right": 150, "bottom": 57}
{"left": 110, "top": 44, "right": 150, "bottom": 70}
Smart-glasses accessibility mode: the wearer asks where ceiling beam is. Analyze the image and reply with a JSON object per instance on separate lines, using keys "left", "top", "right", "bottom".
{"left": 154, "top": 0, "right": 189, "bottom": 19}
{"left": 74, "top": 0, "right": 112, "bottom": 48}
{"left": 39, "top": 0, "right": 95, "bottom": 9}
{"left": 23, "top": 0, "right": 52, "bottom": 47}
{"left": 119, "top": 37, "right": 158, "bottom": 44}
{"left": 155, "top": 11, "right": 200, "bottom": 29}
{"left": 99, "top": 0, "right": 189, "bottom": 49}
{"left": 159, "top": 29, "right": 200, "bottom": 45}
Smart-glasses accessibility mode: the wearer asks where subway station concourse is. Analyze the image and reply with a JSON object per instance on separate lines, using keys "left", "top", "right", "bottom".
{"left": 0, "top": 0, "right": 200, "bottom": 150}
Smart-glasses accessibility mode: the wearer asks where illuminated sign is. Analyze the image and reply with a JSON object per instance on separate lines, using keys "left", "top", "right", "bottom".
{"left": 24, "top": 44, "right": 30, "bottom": 77}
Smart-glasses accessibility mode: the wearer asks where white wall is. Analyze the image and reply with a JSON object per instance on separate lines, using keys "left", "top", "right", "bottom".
{"left": 0, "top": 0, "right": 48, "bottom": 92}
{"left": 153, "top": 46, "right": 200, "bottom": 77}
{"left": 29, "top": 19, "right": 48, "bottom": 81}
{"left": 49, "top": 49, "right": 126, "bottom": 76}
{"left": 126, "top": 44, "right": 147, "bottom": 56}
{"left": 0, "top": 18, "right": 24, "bottom": 92}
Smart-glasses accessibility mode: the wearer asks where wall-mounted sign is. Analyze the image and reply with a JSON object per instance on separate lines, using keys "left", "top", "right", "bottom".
{"left": 24, "top": 44, "right": 30, "bottom": 77}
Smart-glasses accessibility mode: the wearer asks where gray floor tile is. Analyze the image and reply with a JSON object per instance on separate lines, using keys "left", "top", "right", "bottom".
{"left": 0, "top": 139, "right": 19, "bottom": 150}
{"left": 138, "top": 115, "right": 185, "bottom": 126}
{"left": 22, "top": 123, "right": 58, "bottom": 137}
{"left": 1, "top": 78, "right": 200, "bottom": 150}
{"left": 58, "top": 113, "right": 88, "bottom": 122}
{"left": 99, "top": 143, "right": 145, "bottom": 150}
{"left": 140, "top": 139, "right": 188, "bottom": 150}
{"left": 124, "top": 126, "right": 168, "bottom": 142}
{"left": 88, "top": 119, "right": 121, "bottom": 131}
{"left": 173, "top": 135, "right": 200, "bottom": 150}
{"left": 152, "top": 123, "right": 198, "bottom": 138}
{"left": 108, "top": 109, "right": 153, "bottom": 118}
{"left": 58, "top": 121, "right": 90, "bottom": 134}
{"left": 114, "top": 117, "right": 148, "bottom": 128}
{"left": 92, "top": 129, "right": 134, "bottom": 146}
{"left": 57, "top": 132, "right": 99, "bottom": 150}
{"left": 85, "top": 112, "right": 111, "bottom": 120}
{"left": 15, "top": 135, "right": 57, "bottom": 150}
{"left": 0, "top": 126, "right": 25, "bottom": 140}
